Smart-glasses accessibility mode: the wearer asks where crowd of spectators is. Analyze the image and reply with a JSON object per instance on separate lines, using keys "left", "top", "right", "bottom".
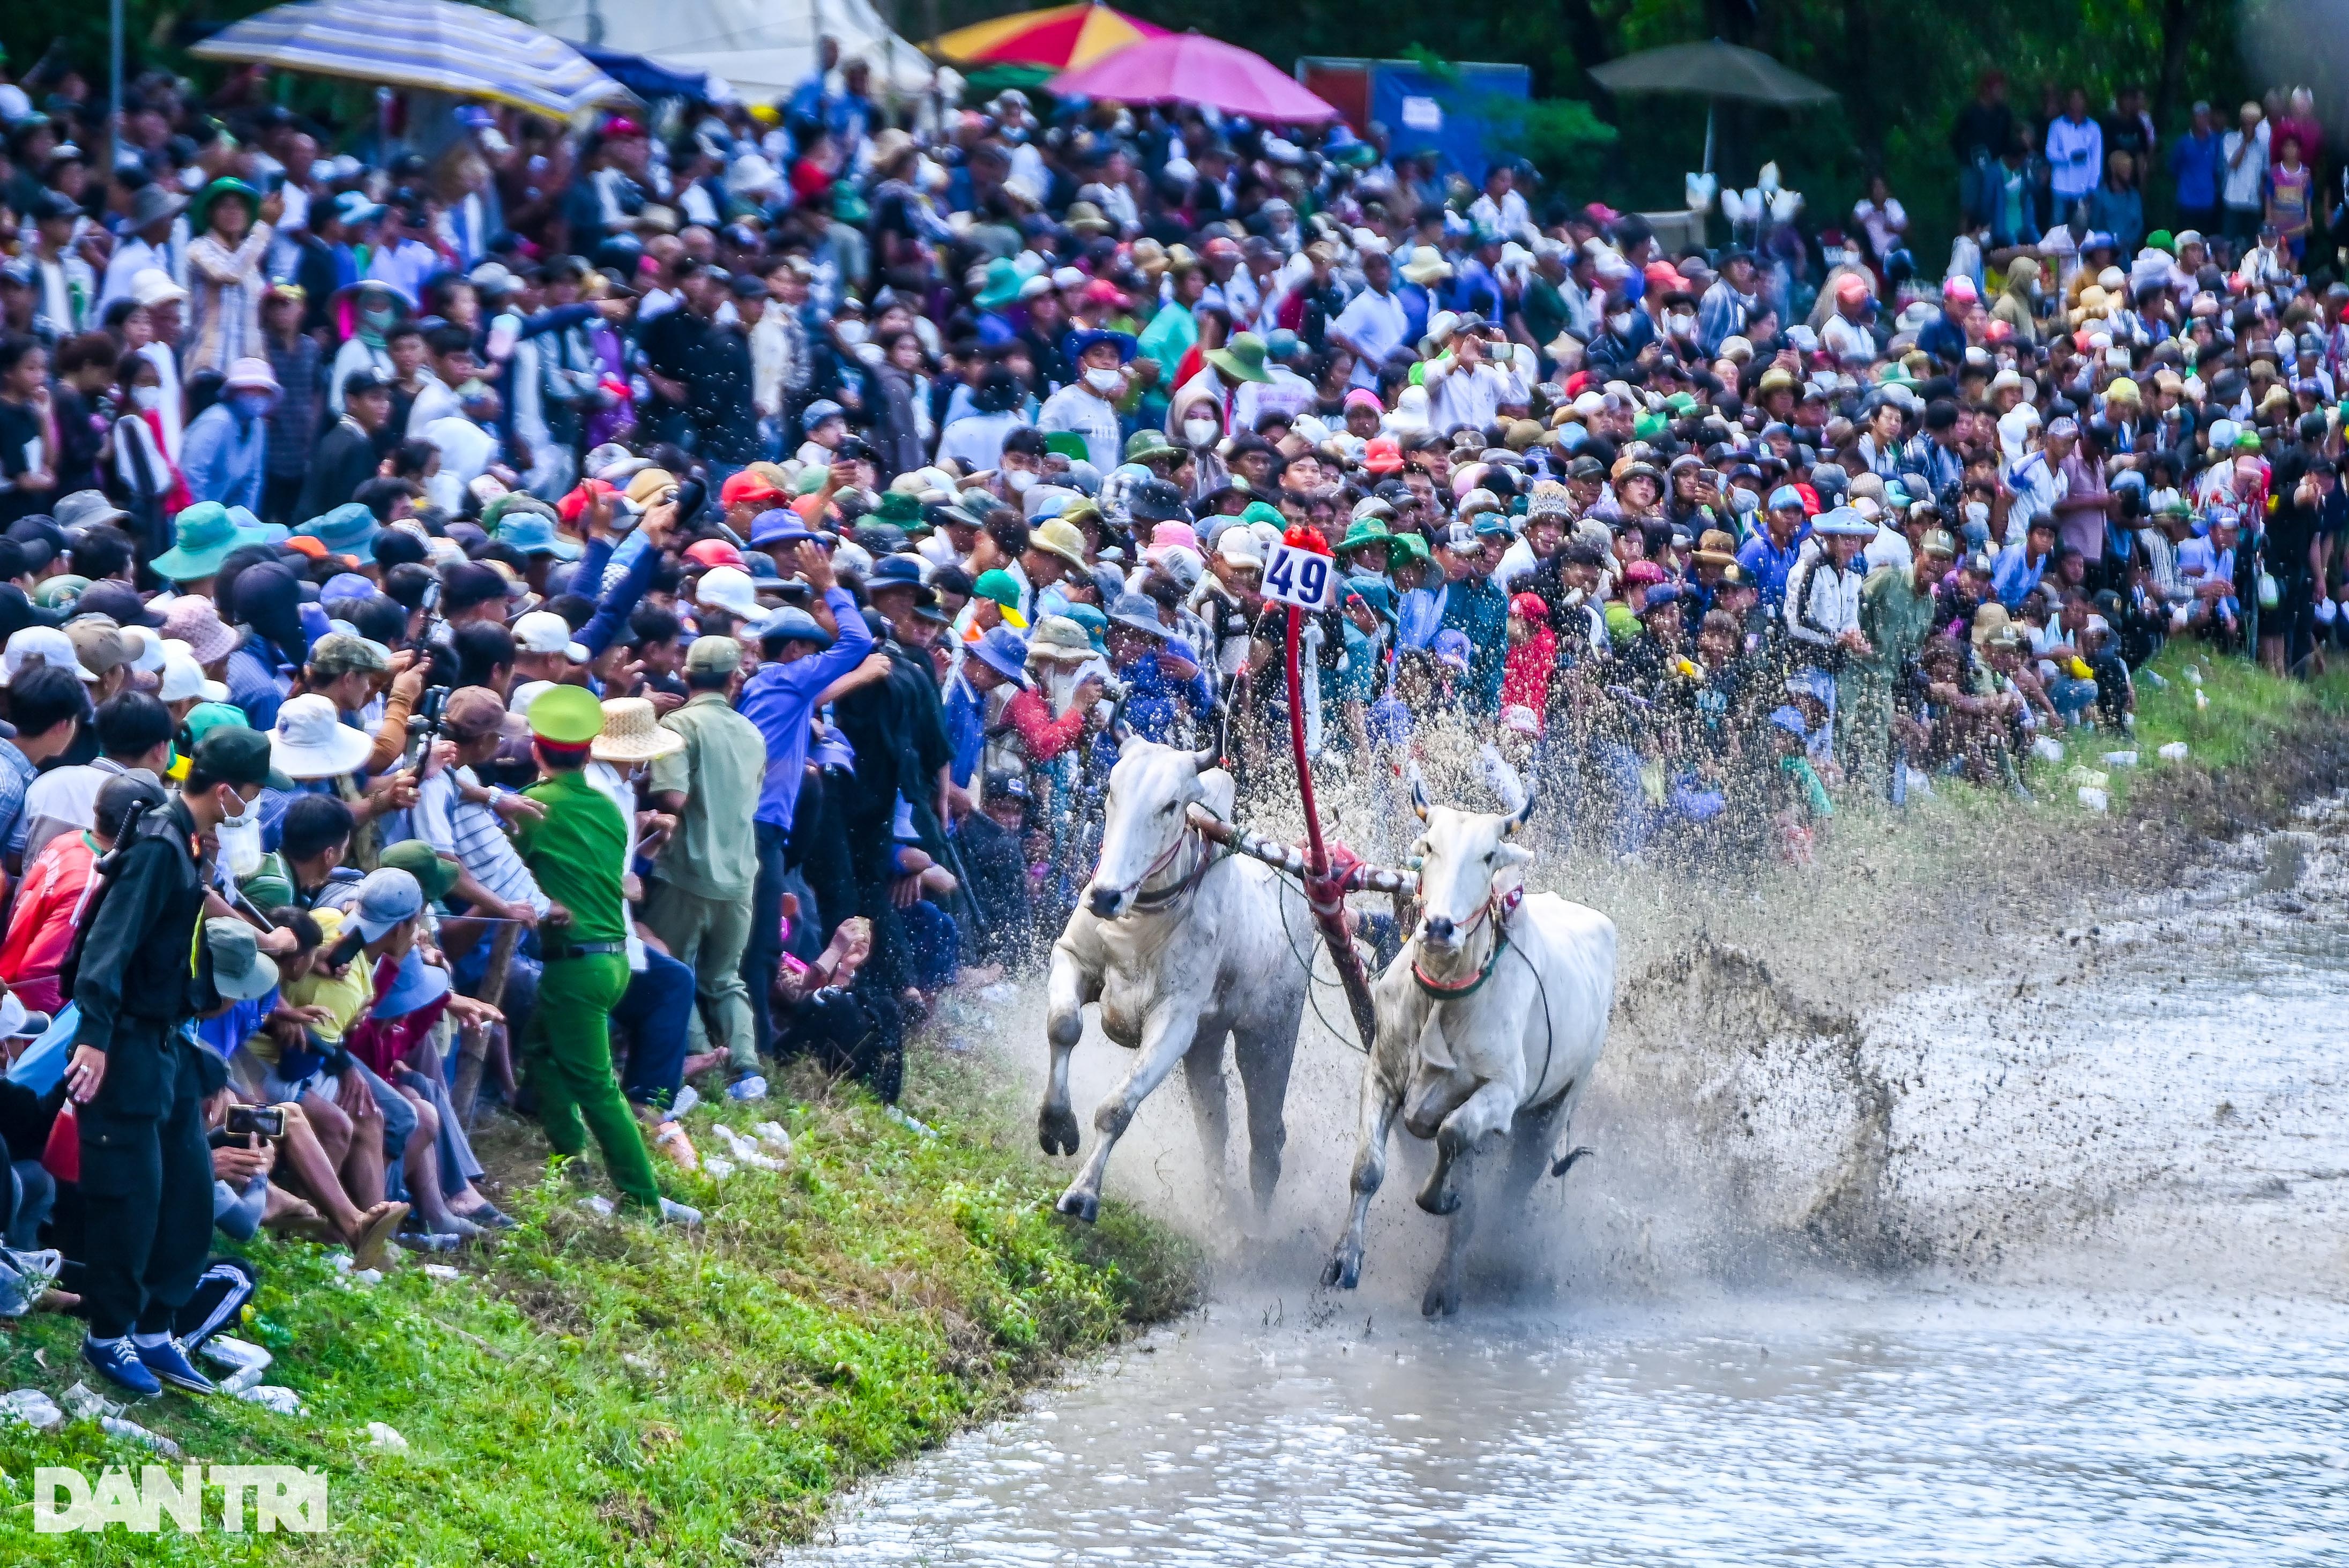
{"left": 0, "top": 42, "right": 2330, "bottom": 1397}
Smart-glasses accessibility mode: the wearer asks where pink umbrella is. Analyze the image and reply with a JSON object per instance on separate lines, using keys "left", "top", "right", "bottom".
{"left": 1046, "top": 31, "right": 1341, "bottom": 123}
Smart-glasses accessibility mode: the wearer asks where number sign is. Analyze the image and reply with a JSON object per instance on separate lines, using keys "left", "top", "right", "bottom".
{"left": 1261, "top": 539, "right": 1338, "bottom": 610}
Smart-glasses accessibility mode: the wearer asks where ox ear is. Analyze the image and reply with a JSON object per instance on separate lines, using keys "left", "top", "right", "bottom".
{"left": 1503, "top": 779, "right": 1538, "bottom": 836}
{"left": 1410, "top": 772, "right": 1431, "bottom": 822}
{"left": 1494, "top": 842, "right": 1533, "bottom": 869}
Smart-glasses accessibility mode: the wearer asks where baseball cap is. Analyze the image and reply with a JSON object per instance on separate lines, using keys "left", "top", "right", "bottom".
{"left": 378, "top": 840, "right": 460, "bottom": 904}
{"left": 684, "top": 634, "right": 743, "bottom": 676}
{"left": 512, "top": 609, "right": 590, "bottom": 663}
{"left": 192, "top": 725, "right": 296, "bottom": 792}
{"left": 352, "top": 867, "right": 424, "bottom": 941}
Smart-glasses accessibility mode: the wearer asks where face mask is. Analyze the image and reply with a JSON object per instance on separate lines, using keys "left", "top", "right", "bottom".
{"left": 230, "top": 391, "right": 271, "bottom": 418}
{"left": 1665, "top": 311, "right": 1695, "bottom": 338}
{"left": 1085, "top": 367, "right": 1124, "bottom": 394}
{"left": 1184, "top": 418, "right": 1219, "bottom": 446}
{"left": 361, "top": 307, "right": 396, "bottom": 333}
{"left": 835, "top": 320, "right": 868, "bottom": 346}
{"left": 1006, "top": 468, "right": 1036, "bottom": 492}
{"left": 1608, "top": 311, "right": 1634, "bottom": 334}
{"left": 216, "top": 789, "right": 264, "bottom": 878}
{"left": 131, "top": 385, "right": 161, "bottom": 410}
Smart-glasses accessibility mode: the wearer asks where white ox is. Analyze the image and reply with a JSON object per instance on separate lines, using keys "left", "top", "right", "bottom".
{"left": 1322, "top": 778, "right": 1616, "bottom": 1315}
{"left": 1040, "top": 738, "right": 1311, "bottom": 1222}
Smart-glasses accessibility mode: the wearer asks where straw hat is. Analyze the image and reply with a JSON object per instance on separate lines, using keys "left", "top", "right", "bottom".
{"left": 1969, "top": 601, "right": 2012, "bottom": 647}
{"left": 591, "top": 697, "right": 685, "bottom": 764}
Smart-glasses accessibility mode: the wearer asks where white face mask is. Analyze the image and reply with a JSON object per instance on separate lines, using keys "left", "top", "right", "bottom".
{"left": 1084, "top": 367, "right": 1124, "bottom": 394}
{"left": 1665, "top": 311, "right": 1696, "bottom": 338}
{"left": 1006, "top": 468, "right": 1036, "bottom": 492}
{"left": 215, "top": 788, "right": 264, "bottom": 878}
{"left": 835, "top": 320, "right": 868, "bottom": 346}
{"left": 132, "top": 385, "right": 162, "bottom": 410}
{"left": 1608, "top": 311, "right": 1635, "bottom": 334}
{"left": 1183, "top": 418, "right": 1218, "bottom": 446}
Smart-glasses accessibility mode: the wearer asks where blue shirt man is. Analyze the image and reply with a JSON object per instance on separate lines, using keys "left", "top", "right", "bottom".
{"left": 1736, "top": 492, "right": 1810, "bottom": 616}
{"left": 736, "top": 585, "right": 874, "bottom": 830}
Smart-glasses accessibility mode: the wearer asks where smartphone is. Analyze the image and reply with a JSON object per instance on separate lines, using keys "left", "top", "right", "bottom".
{"left": 226, "top": 1104, "right": 286, "bottom": 1140}
{"left": 670, "top": 475, "right": 708, "bottom": 523}
{"left": 325, "top": 925, "right": 368, "bottom": 972}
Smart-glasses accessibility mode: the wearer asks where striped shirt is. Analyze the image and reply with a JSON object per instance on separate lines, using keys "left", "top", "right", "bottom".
{"left": 413, "top": 767, "right": 548, "bottom": 917}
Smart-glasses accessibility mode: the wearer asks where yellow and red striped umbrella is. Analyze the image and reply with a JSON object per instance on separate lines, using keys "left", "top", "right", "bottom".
{"left": 934, "top": 2, "right": 1167, "bottom": 72}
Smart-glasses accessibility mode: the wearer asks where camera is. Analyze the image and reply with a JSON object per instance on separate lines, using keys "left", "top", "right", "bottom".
{"left": 836, "top": 435, "right": 871, "bottom": 464}
{"left": 226, "top": 1104, "right": 286, "bottom": 1140}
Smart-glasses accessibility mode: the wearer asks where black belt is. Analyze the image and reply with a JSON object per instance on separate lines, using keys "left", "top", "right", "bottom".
{"left": 545, "top": 940, "right": 629, "bottom": 960}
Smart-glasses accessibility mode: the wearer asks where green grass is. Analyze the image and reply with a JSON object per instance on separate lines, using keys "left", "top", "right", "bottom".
{"left": 2017, "top": 645, "right": 2349, "bottom": 811}
{"left": 0, "top": 1077, "right": 1198, "bottom": 1564}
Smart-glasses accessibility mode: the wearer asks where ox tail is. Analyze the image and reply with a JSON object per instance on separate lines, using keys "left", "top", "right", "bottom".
{"left": 1550, "top": 1145, "right": 1595, "bottom": 1179}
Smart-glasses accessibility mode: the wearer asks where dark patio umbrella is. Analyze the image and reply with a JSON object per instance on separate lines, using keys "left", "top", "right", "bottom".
{"left": 1587, "top": 38, "right": 1837, "bottom": 172}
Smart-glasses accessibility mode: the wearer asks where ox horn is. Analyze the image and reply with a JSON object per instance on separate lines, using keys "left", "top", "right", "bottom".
{"left": 1504, "top": 779, "right": 1538, "bottom": 835}
{"left": 1410, "top": 773, "right": 1431, "bottom": 822}
{"left": 1193, "top": 744, "right": 1219, "bottom": 773}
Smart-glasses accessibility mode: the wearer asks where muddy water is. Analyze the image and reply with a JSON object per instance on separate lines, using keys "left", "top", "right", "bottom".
{"left": 789, "top": 811, "right": 2349, "bottom": 1566}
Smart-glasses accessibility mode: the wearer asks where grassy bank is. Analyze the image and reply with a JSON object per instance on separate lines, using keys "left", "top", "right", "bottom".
{"left": 0, "top": 1074, "right": 1199, "bottom": 1564}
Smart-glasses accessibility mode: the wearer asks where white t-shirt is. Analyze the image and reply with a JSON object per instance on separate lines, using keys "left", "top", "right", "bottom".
{"left": 2221, "top": 123, "right": 2271, "bottom": 209}
{"left": 1330, "top": 286, "right": 1409, "bottom": 389}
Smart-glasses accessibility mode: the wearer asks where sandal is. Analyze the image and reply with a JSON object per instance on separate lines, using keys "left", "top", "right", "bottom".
{"left": 345, "top": 1202, "right": 410, "bottom": 1273}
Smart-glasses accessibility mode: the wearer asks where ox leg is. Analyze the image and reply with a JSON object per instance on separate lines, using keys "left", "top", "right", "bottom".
{"left": 1322, "top": 1067, "right": 1402, "bottom": 1290}
{"left": 1180, "top": 1027, "right": 1233, "bottom": 1208}
{"left": 1056, "top": 1007, "right": 1189, "bottom": 1224}
{"left": 1423, "top": 1160, "right": 1478, "bottom": 1318}
{"left": 1497, "top": 1092, "right": 1567, "bottom": 1216}
{"left": 1416, "top": 1080, "right": 1518, "bottom": 1218}
{"left": 1039, "top": 945, "right": 1095, "bottom": 1157}
{"left": 1232, "top": 1024, "right": 1296, "bottom": 1215}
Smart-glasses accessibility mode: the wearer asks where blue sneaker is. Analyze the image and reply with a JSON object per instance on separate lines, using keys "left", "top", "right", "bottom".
{"left": 81, "top": 1336, "right": 162, "bottom": 1398}
{"left": 133, "top": 1338, "right": 217, "bottom": 1395}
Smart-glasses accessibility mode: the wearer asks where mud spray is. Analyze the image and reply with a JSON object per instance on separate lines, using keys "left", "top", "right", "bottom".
{"left": 931, "top": 760, "right": 2349, "bottom": 1316}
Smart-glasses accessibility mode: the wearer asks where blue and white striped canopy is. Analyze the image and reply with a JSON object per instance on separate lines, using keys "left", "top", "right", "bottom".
{"left": 192, "top": 0, "right": 631, "bottom": 120}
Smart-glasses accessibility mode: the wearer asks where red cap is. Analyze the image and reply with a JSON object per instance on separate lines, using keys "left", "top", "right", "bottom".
{"left": 557, "top": 477, "right": 614, "bottom": 525}
{"left": 1363, "top": 436, "right": 1404, "bottom": 474}
{"left": 1623, "top": 560, "right": 1667, "bottom": 586}
{"left": 1793, "top": 482, "right": 1822, "bottom": 517}
{"left": 1508, "top": 592, "right": 1548, "bottom": 619}
{"left": 684, "top": 539, "right": 746, "bottom": 570}
{"left": 1082, "top": 278, "right": 1128, "bottom": 308}
{"left": 720, "top": 468, "right": 782, "bottom": 508}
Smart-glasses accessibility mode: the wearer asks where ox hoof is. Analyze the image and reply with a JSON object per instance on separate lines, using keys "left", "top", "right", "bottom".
{"left": 1054, "top": 1186, "right": 1101, "bottom": 1224}
{"left": 1038, "top": 1104, "right": 1081, "bottom": 1158}
{"left": 1420, "top": 1275, "right": 1461, "bottom": 1318}
{"left": 1322, "top": 1245, "right": 1362, "bottom": 1291}
{"left": 1414, "top": 1166, "right": 1461, "bottom": 1217}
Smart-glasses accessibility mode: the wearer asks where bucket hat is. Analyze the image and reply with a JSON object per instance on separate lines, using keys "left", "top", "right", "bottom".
{"left": 267, "top": 693, "right": 375, "bottom": 778}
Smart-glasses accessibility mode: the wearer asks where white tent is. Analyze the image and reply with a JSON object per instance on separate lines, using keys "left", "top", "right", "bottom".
{"left": 530, "top": 0, "right": 934, "bottom": 104}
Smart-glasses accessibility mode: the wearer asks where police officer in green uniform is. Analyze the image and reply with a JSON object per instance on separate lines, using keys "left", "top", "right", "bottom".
{"left": 511, "top": 685, "right": 700, "bottom": 1226}
{"left": 65, "top": 728, "right": 292, "bottom": 1396}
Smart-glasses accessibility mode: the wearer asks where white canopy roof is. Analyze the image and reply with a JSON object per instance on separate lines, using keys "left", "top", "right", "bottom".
{"left": 530, "top": 0, "right": 934, "bottom": 102}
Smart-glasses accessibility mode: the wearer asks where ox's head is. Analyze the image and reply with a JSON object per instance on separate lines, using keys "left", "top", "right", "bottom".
{"left": 1086, "top": 736, "right": 1219, "bottom": 919}
{"left": 1408, "top": 774, "right": 1535, "bottom": 957}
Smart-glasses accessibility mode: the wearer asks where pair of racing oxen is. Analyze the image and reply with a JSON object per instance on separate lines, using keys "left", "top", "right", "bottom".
{"left": 1038, "top": 739, "right": 1616, "bottom": 1317}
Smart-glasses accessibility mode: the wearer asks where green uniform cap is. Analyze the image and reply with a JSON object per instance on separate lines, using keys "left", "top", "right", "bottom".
{"left": 529, "top": 682, "right": 606, "bottom": 745}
